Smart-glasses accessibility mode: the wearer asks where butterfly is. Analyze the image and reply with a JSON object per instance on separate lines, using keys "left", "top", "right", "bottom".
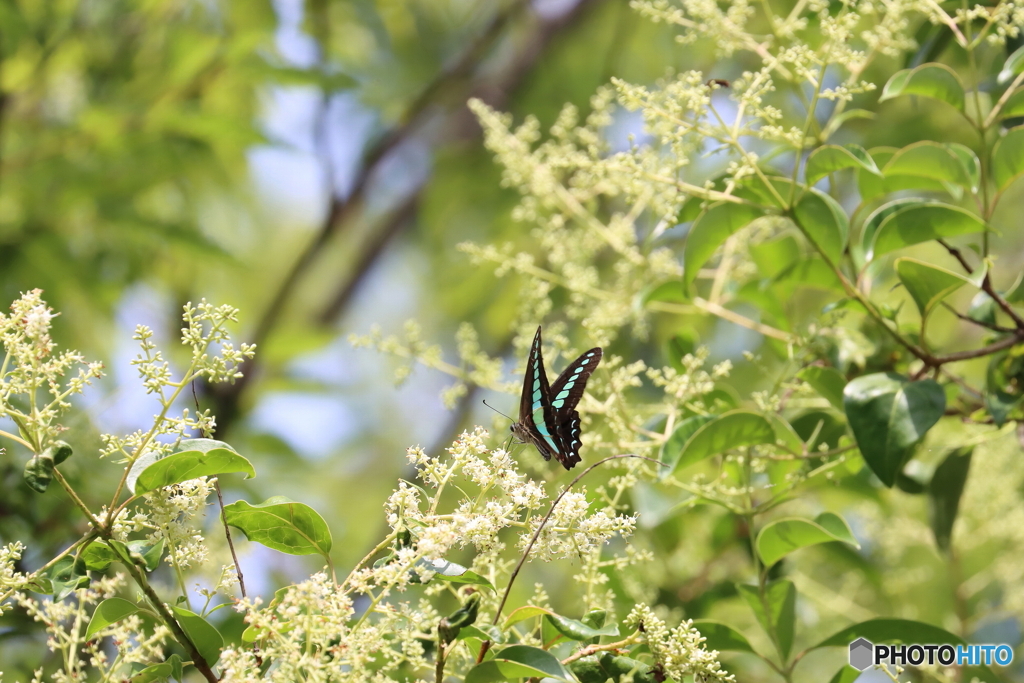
{"left": 510, "top": 326, "right": 603, "bottom": 470}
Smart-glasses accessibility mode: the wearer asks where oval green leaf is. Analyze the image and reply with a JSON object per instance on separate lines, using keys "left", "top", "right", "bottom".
{"left": 170, "top": 606, "right": 223, "bottom": 667}
{"left": 671, "top": 411, "right": 777, "bottom": 474}
{"left": 132, "top": 439, "right": 254, "bottom": 495}
{"left": 882, "top": 141, "right": 973, "bottom": 189}
{"left": 880, "top": 63, "right": 965, "bottom": 111}
{"left": 78, "top": 541, "right": 119, "bottom": 573}
{"left": 86, "top": 597, "right": 141, "bottom": 640}
{"left": 224, "top": 497, "right": 332, "bottom": 557}
{"left": 756, "top": 512, "right": 860, "bottom": 567}
{"left": 928, "top": 446, "right": 973, "bottom": 551}
{"left": 998, "top": 88, "right": 1024, "bottom": 119}
{"left": 805, "top": 144, "right": 880, "bottom": 185}
{"left": 992, "top": 125, "right": 1024, "bottom": 193}
{"left": 870, "top": 202, "right": 986, "bottom": 259}
{"left": 999, "top": 44, "right": 1024, "bottom": 83}
{"left": 545, "top": 612, "right": 620, "bottom": 640}
{"left": 684, "top": 203, "right": 764, "bottom": 287}
{"left": 465, "top": 645, "right": 569, "bottom": 683}
{"left": 843, "top": 373, "right": 946, "bottom": 487}
{"left": 791, "top": 188, "right": 848, "bottom": 265}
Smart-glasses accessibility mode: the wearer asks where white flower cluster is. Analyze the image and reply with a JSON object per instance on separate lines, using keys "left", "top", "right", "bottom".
{"left": 626, "top": 603, "right": 735, "bottom": 681}
{"left": 15, "top": 574, "right": 170, "bottom": 682}
{"left": 126, "top": 476, "right": 217, "bottom": 569}
{"left": 220, "top": 572, "right": 435, "bottom": 682}
{"left": 0, "top": 543, "right": 28, "bottom": 611}
{"left": 0, "top": 289, "right": 104, "bottom": 448}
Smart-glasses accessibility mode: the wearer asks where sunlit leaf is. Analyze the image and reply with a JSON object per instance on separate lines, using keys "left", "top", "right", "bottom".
{"left": 805, "top": 144, "right": 880, "bottom": 185}
{"left": 880, "top": 63, "right": 965, "bottom": 111}
{"left": 132, "top": 439, "right": 255, "bottom": 495}
{"left": 870, "top": 202, "right": 986, "bottom": 259}
{"left": 791, "top": 188, "right": 848, "bottom": 265}
{"left": 894, "top": 258, "right": 972, "bottom": 322}
{"left": 756, "top": 512, "right": 859, "bottom": 567}
{"left": 465, "top": 645, "right": 569, "bottom": 682}
{"left": 170, "top": 606, "right": 223, "bottom": 666}
{"left": 670, "top": 411, "right": 776, "bottom": 474}
{"left": 737, "top": 579, "right": 796, "bottom": 659}
{"left": 224, "top": 497, "right": 332, "bottom": 557}
{"left": 684, "top": 203, "right": 764, "bottom": 287}
{"left": 992, "top": 125, "right": 1024, "bottom": 193}
{"left": 797, "top": 366, "right": 847, "bottom": 410}
{"left": 86, "top": 598, "right": 141, "bottom": 640}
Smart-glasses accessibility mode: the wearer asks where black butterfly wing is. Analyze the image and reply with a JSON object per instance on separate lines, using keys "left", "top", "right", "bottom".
{"left": 515, "top": 327, "right": 560, "bottom": 461}
{"left": 547, "top": 347, "right": 602, "bottom": 469}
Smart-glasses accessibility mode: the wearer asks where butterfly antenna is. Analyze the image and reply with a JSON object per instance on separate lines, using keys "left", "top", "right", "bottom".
{"left": 482, "top": 399, "right": 515, "bottom": 423}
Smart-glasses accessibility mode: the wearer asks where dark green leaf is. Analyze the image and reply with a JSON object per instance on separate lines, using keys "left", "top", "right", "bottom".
{"left": 870, "top": 202, "right": 986, "bottom": 259}
{"left": 880, "top": 63, "right": 966, "bottom": 111}
{"left": 545, "top": 612, "right": 619, "bottom": 640}
{"left": 86, "top": 598, "right": 141, "bottom": 640}
{"left": 132, "top": 439, "right": 254, "bottom": 495}
{"left": 843, "top": 373, "right": 946, "bottom": 487}
{"left": 465, "top": 645, "right": 569, "bottom": 682}
{"left": 797, "top": 366, "right": 847, "bottom": 410}
{"left": 170, "top": 606, "right": 223, "bottom": 666}
{"left": 791, "top": 188, "right": 848, "bottom": 265}
{"left": 224, "top": 497, "right": 332, "bottom": 557}
{"left": 23, "top": 454, "right": 55, "bottom": 493}
{"left": 684, "top": 203, "right": 764, "bottom": 287}
{"left": 670, "top": 411, "right": 776, "bottom": 474}
{"left": 805, "top": 144, "right": 880, "bottom": 185}
{"left": 756, "top": 513, "right": 860, "bottom": 567}
{"left": 737, "top": 579, "right": 796, "bottom": 660}
{"left": 692, "top": 620, "right": 756, "bottom": 653}
{"left": 569, "top": 653, "right": 656, "bottom": 683}
{"left": 928, "top": 446, "right": 973, "bottom": 551}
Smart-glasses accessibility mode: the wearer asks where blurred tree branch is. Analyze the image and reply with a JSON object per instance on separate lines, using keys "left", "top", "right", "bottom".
{"left": 209, "top": 0, "right": 606, "bottom": 431}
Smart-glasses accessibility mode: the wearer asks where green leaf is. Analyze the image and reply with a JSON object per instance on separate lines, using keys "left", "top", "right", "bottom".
{"left": 797, "top": 366, "right": 847, "bottom": 410}
{"left": 749, "top": 233, "right": 800, "bottom": 278}
{"left": 928, "top": 446, "right": 973, "bottom": 551}
{"left": 170, "top": 606, "right": 223, "bottom": 666}
{"left": 224, "top": 497, "right": 332, "bottom": 558}
{"left": 692, "top": 620, "right": 756, "bottom": 653}
{"left": 998, "top": 88, "right": 1024, "bottom": 119}
{"left": 999, "top": 44, "right": 1024, "bottom": 83}
{"left": 870, "top": 202, "right": 986, "bottom": 259}
{"left": 132, "top": 439, "right": 255, "bottom": 495}
{"left": 858, "top": 149, "right": 953, "bottom": 202}
{"left": 128, "top": 538, "right": 166, "bottom": 572}
{"left": 843, "top": 373, "right": 946, "bottom": 487}
{"left": 880, "top": 63, "right": 965, "bottom": 111}
{"left": 86, "top": 598, "right": 141, "bottom": 640}
{"left": 456, "top": 624, "right": 505, "bottom": 643}
{"left": 986, "top": 348, "right": 1024, "bottom": 426}
{"left": 503, "top": 605, "right": 551, "bottom": 630}
{"left": 684, "top": 203, "right": 764, "bottom": 287}
{"left": 992, "top": 125, "right": 1024, "bottom": 193}
{"left": 569, "top": 653, "right": 655, "bottom": 683}
{"left": 805, "top": 144, "right": 880, "bottom": 185}
{"left": 641, "top": 280, "right": 687, "bottom": 306}
{"left": 822, "top": 108, "right": 875, "bottom": 139}
{"left": 882, "top": 141, "right": 973, "bottom": 189}
{"left": 128, "top": 655, "right": 182, "bottom": 683}
{"left": 23, "top": 454, "right": 55, "bottom": 493}
{"left": 670, "top": 411, "right": 777, "bottom": 474}
{"left": 465, "top": 645, "right": 569, "bottom": 682}
{"left": 42, "top": 557, "right": 90, "bottom": 601}
{"left": 660, "top": 414, "right": 717, "bottom": 474}
{"left": 945, "top": 143, "right": 981, "bottom": 192}
{"left": 894, "top": 258, "right": 971, "bottom": 322}
{"left": 416, "top": 558, "right": 494, "bottom": 589}
{"left": 77, "top": 542, "right": 120, "bottom": 573}
{"left": 737, "top": 579, "right": 796, "bottom": 660}
{"left": 756, "top": 512, "right": 860, "bottom": 567}
{"left": 791, "top": 188, "right": 848, "bottom": 265}
{"left": 545, "top": 612, "right": 619, "bottom": 640}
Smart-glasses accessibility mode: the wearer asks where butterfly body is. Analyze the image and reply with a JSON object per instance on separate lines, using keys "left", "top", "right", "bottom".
{"left": 511, "top": 326, "right": 602, "bottom": 470}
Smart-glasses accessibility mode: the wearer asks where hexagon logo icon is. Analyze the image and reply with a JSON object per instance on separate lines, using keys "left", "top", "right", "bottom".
{"left": 849, "top": 637, "right": 874, "bottom": 671}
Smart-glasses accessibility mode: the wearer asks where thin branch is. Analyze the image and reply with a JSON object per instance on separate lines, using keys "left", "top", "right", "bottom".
{"left": 476, "top": 454, "right": 664, "bottom": 663}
